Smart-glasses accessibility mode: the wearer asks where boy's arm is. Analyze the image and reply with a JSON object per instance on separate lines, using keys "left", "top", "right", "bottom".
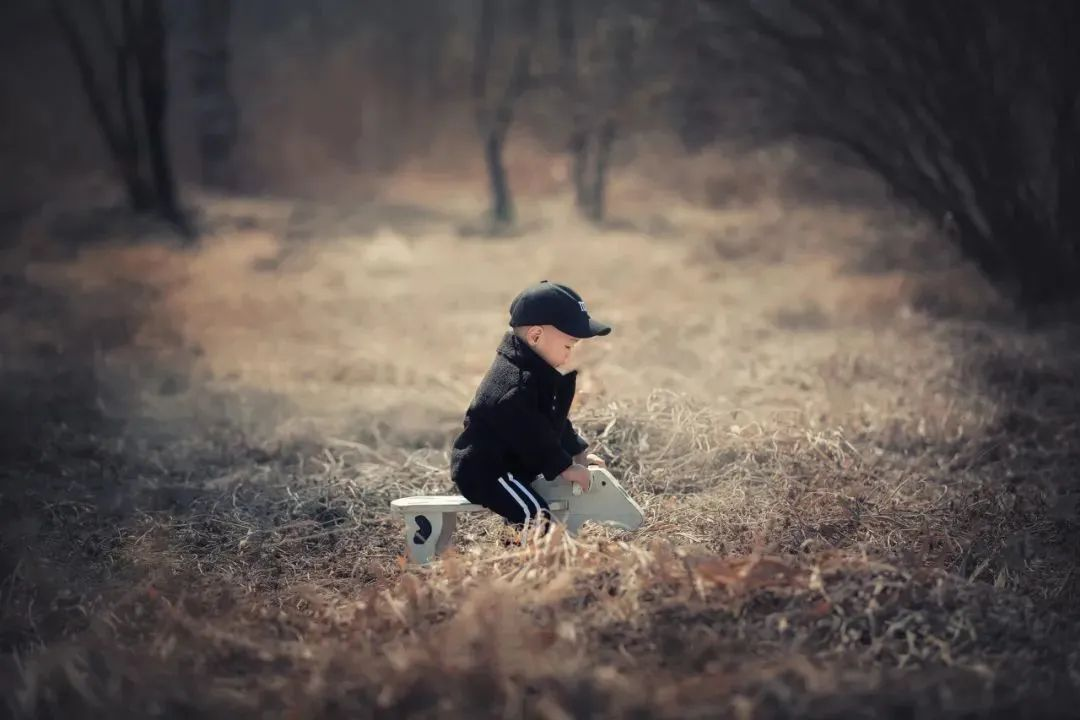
{"left": 559, "top": 371, "right": 590, "bottom": 459}
{"left": 487, "top": 386, "right": 576, "bottom": 481}
{"left": 561, "top": 418, "right": 589, "bottom": 458}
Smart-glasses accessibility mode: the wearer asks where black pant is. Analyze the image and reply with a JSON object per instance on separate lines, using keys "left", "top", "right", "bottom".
{"left": 459, "top": 473, "right": 552, "bottom": 536}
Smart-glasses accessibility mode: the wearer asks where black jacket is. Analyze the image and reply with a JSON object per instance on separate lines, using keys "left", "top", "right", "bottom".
{"left": 451, "top": 332, "right": 589, "bottom": 490}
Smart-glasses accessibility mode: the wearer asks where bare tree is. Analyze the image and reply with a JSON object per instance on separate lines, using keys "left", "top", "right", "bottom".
{"left": 556, "top": 1, "right": 663, "bottom": 223}
{"left": 472, "top": 0, "right": 542, "bottom": 227}
{"left": 187, "top": 0, "right": 238, "bottom": 189}
{"left": 555, "top": 0, "right": 589, "bottom": 216}
{"left": 52, "top": 0, "right": 188, "bottom": 233}
{"left": 700, "top": 0, "right": 1080, "bottom": 306}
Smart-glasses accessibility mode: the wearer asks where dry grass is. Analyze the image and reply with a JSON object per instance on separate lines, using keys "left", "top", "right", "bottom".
{"left": 1, "top": 150, "right": 1079, "bottom": 718}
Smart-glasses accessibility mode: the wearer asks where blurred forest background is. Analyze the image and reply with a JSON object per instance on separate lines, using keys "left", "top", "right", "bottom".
{"left": 2, "top": 1, "right": 1079, "bottom": 718}
{"left": 5, "top": 0, "right": 1080, "bottom": 304}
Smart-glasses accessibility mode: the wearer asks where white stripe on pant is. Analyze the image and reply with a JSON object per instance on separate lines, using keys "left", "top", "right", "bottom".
{"left": 508, "top": 474, "right": 543, "bottom": 520}
{"left": 497, "top": 476, "right": 532, "bottom": 535}
{"left": 496, "top": 473, "right": 550, "bottom": 539}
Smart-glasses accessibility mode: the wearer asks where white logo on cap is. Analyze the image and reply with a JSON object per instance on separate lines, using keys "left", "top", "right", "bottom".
{"left": 579, "top": 301, "right": 587, "bottom": 312}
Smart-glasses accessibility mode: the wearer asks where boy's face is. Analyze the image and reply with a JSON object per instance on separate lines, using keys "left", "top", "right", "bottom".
{"left": 522, "top": 325, "right": 581, "bottom": 369}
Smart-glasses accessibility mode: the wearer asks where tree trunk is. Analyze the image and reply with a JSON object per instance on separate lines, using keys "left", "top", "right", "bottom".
{"left": 587, "top": 120, "right": 616, "bottom": 223}
{"left": 556, "top": 0, "right": 590, "bottom": 211}
{"left": 54, "top": 0, "right": 187, "bottom": 233}
{"left": 53, "top": 0, "right": 151, "bottom": 212}
{"left": 1053, "top": 94, "right": 1080, "bottom": 277}
{"left": 571, "top": 131, "right": 590, "bottom": 210}
{"left": 135, "top": 0, "right": 186, "bottom": 233}
{"left": 189, "top": 0, "right": 238, "bottom": 189}
{"left": 472, "top": 0, "right": 539, "bottom": 229}
{"left": 115, "top": 1, "right": 151, "bottom": 210}
{"left": 485, "top": 129, "right": 513, "bottom": 225}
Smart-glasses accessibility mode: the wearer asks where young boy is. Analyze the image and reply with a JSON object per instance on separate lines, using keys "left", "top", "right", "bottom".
{"left": 451, "top": 280, "right": 612, "bottom": 539}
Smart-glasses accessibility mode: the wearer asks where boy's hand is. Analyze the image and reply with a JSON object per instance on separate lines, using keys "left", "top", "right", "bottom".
{"left": 561, "top": 463, "right": 592, "bottom": 493}
{"left": 574, "top": 452, "right": 606, "bottom": 468}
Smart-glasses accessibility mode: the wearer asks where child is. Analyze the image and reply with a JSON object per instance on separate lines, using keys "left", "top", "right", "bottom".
{"left": 451, "top": 280, "right": 612, "bottom": 540}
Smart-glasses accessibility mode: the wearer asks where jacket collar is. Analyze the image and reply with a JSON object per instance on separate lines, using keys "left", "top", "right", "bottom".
{"left": 497, "top": 332, "right": 576, "bottom": 382}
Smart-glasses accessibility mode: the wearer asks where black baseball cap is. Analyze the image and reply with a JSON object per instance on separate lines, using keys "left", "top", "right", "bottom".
{"left": 509, "top": 281, "right": 612, "bottom": 338}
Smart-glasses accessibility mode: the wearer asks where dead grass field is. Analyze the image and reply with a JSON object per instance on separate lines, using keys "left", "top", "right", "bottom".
{"left": 1, "top": 146, "right": 1079, "bottom": 718}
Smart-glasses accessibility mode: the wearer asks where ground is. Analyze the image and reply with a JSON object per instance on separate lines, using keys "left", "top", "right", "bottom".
{"left": 1, "top": 145, "right": 1079, "bottom": 718}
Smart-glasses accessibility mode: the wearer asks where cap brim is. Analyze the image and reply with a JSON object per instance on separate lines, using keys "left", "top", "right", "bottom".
{"left": 561, "top": 317, "right": 612, "bottom": 338}
{"left": 588, "top": 318, "right": 612, "bottom": 337}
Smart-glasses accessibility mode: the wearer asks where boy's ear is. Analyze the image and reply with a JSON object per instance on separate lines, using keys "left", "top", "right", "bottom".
{"left": 527, "top": 325, "right": 543, "bottom": 344}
